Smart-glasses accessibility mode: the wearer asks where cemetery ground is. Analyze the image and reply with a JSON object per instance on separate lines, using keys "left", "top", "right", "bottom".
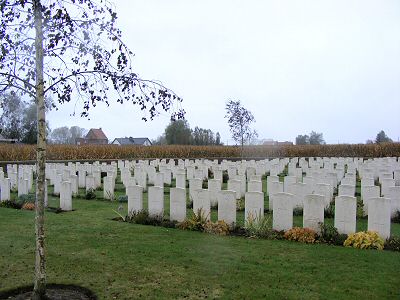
{"left": 1, "top": 176, "right": 400, "bottom": 299}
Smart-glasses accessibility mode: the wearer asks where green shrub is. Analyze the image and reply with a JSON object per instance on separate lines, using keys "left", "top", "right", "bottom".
{"left": 85, "top": 188, "right": 96, "bottom": 200}
{"left": 16, "top": 194, "right": 35, "bottom": 206}
{"left": 116, "top": 209, "right": 177, "bottom": 228}
{"left": 0, "top": 200, "right": 22, "bottom": 209}
{"left": 244, "top": 213, "right": 274, "bottom": 238}
{"left": 384, "top": 236, "right": 400, "bottom": 252}
{"left": 344, "top": 231, "right": 384, "bottom": 250}
{"left": 128, "top": 210, "right": 161, "bottom": 225}
{"left": 318, "top": 223, "right": 338, "bottom": 243}
{"left": 118, "top": 195, "right": 128, "bottom": 203}
{"left": 317, "top": 223, "right": 347, "bottom": 245}
{"left": 178, "top": 209, "right": 208, "bottom": 231}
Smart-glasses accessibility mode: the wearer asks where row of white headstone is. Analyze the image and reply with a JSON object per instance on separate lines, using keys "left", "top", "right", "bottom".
{"left": 1, "top": 157, "right": 399, "bottom": 239}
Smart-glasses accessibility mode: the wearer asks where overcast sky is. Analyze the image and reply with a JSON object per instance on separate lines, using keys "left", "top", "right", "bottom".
{"left": 47, "top": 0, "right": 400, "bottom": 144}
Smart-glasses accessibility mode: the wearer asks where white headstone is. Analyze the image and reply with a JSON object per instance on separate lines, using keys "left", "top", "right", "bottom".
{"left": 192, "top": 189, "right": 211, "bottom": 220}
{"left": 303, "top": 194, "right": 325, "bottom": 232}
{"left": 247, "top": 180, "right": 262, "bottom": 192}
{"left": 103, "top": 176, "right": 114, "bottom": 200}
{"left": 189, "top": 178, "right": 203, "bottom": 201}
{"left": 368, "top": 197, "right": 391, "bottom": 239}
{"left": 244, "top": 191, "right": 264, "bottom": 224}
{"left": 338, "top": 184, "right": 355, "bottom": 197}
{"left": 208, "top": 179, "right": 222, "bottom": 206}
{"left": 0, "top": 178, "right": 11, "bottom": 201}
{"left": 170, "top": 188, "right": 186, "bottom": 222}
{"left": 60, "top": 181, "right": 72, "bottom": 211}
{"left": 334, "top": 195, "right": 357, "bottom": 234}
{"left": 227, "top": 179, "right": 242, "bottom": 200}
{"left": 148, "top": 186, "right": 164, "bottom": 217}
{"left": 272, "top": 192, "right": 294, "bottom": 231}
{"left": 217, "top": 190, "right": 236, "bottom": 225}
{"left": 361, "top": 185, "right": 380, "bottom": 215}
{"left": 127, "top": 185, "right": 143, "bottom": 214}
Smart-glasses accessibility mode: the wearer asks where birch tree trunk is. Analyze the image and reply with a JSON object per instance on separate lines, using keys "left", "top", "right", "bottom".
{"left": 33, "top": 0, "right": 46, "bottom": 298}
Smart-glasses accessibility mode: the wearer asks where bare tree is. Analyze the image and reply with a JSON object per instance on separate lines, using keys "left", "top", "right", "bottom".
{"left": 0, "top": 1, "right": 183, "bottom": 298}
{"left": 225, "top": 100, "right": 257, "bottom": 157}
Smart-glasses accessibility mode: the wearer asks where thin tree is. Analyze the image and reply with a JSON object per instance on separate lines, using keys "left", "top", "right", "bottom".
{"left": 0, "top": 1, "right": 184, "bottom": 298}
{"left": 225, "top": 100, "right": 257, "bottom": 157}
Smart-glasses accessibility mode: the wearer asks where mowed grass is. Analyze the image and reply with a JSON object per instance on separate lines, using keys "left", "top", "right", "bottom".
{"left": 1, "top": 179, "right": 400, "bottom": 299}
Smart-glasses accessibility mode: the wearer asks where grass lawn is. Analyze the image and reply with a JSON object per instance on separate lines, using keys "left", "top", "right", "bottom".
{"left": 1, "top": 181, "right": 400, "bottom": 299}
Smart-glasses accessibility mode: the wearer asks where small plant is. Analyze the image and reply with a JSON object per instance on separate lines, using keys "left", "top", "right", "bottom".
{"left": 384, "top": 236, "right": 400, "bottom": 252}
{"left": 21, "top": 202, "right": 35, "bottom": 211}
{"left": 0, "top": 200, "right": 22, "bottom": 209}
{"left": 317, "top": 223, "right": 347, "bottom": 245}
{"left": 118, "top": 195, "right": 128, "bottom": 203}
{"left": 16, "top": 194, "right": 35, "bottom": 206}
{"left": 85, "top": 188, "right": 96, "bottom": 200}
{"left": 284, "top": 227, "right": 317, "bottom": 244}
{"left": 344, "top": 231, "right": 384, "bottom": 250}
{"left": 236, "top": 198, "right": 245, "bottom": 211}
{"left": 244, "top": 213, "right": 273, "bottom": 238}
{"left": 178, "top": 208, "right": 208, "bottom": 231}
{"left": 203, "top": 220, "right": 230, "bottom": 236}
{"left": 127, "top": 209, "right": 151, "bottom": 224}
{"left": 112, "top": 204, "right": 126, "bottom": 221}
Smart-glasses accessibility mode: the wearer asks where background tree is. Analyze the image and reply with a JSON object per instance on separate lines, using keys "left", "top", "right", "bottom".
{"left": 0, "top": 1, "right": 183, "bottom": 298}
{"left": 0, "top": 92, "right": 25, "bottom": 141}
{"left": 375, "top": 130, "right": 392, "bottom": 144}
{"left": 215, "top": 132, "right": 222, "bottom": 145}
{"left": 21, "top": 103, "right": 39, "bottom": 144}
{"left": 309, "top": 131, "right": 325, "bottom": 145}
{"left": 295, "top": 134, "right": 309, "bottom": 145}
{"left": 49, "top": 126, "right": 87, "bottom": 144}
{"left": 0, "top": 93, "right": 50, "bottom": 144}
{"left": 151, "top": 134, "right": 167, "bottom": 145}
{"left": 165, "top": 120, "right": 192, "bottom": 145}
{"left": 69, "top": 126, "right": 87, "bottom": 144}
{"left": 295, "top": 131, "right": 325, "bottom": 145}
{"left": 225, "top": 100, "right": 257, "bottom": 157}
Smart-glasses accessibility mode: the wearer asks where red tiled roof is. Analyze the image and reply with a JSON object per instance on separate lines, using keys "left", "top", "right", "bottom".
{"left": 86, "top": 128, "right": 108, "bottom": 140}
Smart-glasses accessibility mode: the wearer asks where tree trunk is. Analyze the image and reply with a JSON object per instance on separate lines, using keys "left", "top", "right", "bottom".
{"left": 241, "top": 137, "right": 244, "bottom": 159}
{"left": 33, "top": 0, "right": 46, "bottom": 299}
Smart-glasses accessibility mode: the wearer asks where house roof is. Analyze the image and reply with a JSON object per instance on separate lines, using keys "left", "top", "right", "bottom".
{"left": 86, "top": 128, "right": 108, "bottom": 140}
{"left": 113, "top": 137, "right": 151, "bottom": 145}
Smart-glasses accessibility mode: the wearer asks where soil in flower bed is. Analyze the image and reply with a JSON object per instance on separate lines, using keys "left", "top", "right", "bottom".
{"left": 0, "top": 284, "right": 97, "bottom": 300}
